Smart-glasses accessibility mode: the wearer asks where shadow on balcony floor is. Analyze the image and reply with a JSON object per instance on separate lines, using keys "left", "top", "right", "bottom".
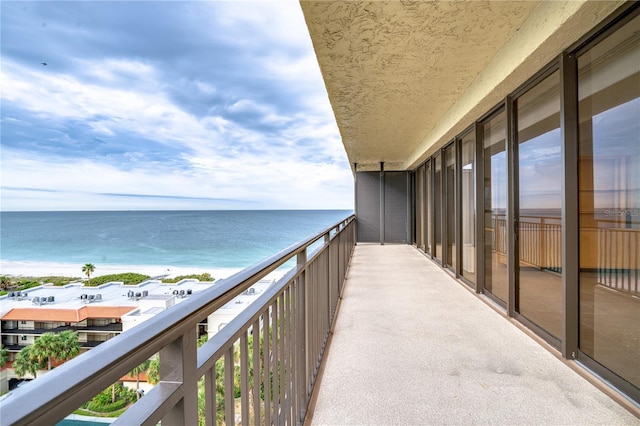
{"left": 306, "top": 244, "right": 638, "bottom": 425}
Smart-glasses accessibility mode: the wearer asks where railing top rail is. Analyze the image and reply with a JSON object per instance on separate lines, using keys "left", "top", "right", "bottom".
{"left": 0, "top": 214, "right": 354, "bottom": 426}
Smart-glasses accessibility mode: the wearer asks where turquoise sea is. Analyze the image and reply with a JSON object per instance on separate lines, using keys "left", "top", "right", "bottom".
{"left": 0, "top": 210, "right": 352, "bottom": 270}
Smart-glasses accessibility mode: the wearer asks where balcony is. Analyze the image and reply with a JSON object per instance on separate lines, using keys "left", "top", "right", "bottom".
{"left": 305, "top": 244, "right": 638, "bottom": 424}
{"left": 1, "top": 216, "right": 637, "bottom": 425}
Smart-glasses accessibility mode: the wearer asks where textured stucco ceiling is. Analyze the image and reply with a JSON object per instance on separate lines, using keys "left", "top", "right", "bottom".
{"left": 300, "top": 1, "right": 622, "bottom": 171}
{"left": 301, "top": 1, "right": 540, "bottom": 170}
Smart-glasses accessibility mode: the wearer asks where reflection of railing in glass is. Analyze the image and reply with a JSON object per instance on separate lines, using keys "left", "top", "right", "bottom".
{"left": 493, "top": 214, "right": 507, "bottom": 258}
{"left": 520, "top": 216, "right": 562, "bottom": 273}
{"left": 494, "top": 214, "right": 639, "bottom": 295}
{"left": 494, "top": 215, "right": 561, "bottom": 273}
{"left": 597, "top": 226, "right": 639, "bottom": 295}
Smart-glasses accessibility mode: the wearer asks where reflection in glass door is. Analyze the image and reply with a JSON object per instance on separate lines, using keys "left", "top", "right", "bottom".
{"left": 461, "top": 132, "right": 476, "bottom": 285}
{"left": 578, "top": 15, "right": 640, "bottom": 392}
{"left": 426, "top": 160, "right": 432, "bottom": 255}
{"left": 445, "top": 143, "right": 456, "bottom": 270}
{"left": 483, "top": 110, "right": 508, "bottom": 302}
{"left": 434, "top": 154, "right": 443, "bottom": 261}
{"left": 516, "top": 70, "right": 563, "bottom": 340}
{"left": 416, "top": 165, "right": 425, "bottom": 251}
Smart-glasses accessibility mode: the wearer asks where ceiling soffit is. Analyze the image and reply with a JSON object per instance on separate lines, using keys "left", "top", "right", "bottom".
{"left": 301, "top": 1, "right": 540, "bottom": 169}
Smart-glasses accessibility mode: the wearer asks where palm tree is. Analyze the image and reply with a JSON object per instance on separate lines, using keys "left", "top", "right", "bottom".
{"left": 82, "top": 263, "right": 95, "bottom": 285}
{"left": 14, "top": 346, "right": 44, "bottom": 378}
{"left": 28, "top": 331, "right": 80, "bottom": 372}
{"left": 130, "top": 360, "right": 151, "bottom": 400}
{"left": 30, "top": 333, "right": 58, "bottom": 371}
{"left": 56, "top": 330, "right": 80, "bottom": 362}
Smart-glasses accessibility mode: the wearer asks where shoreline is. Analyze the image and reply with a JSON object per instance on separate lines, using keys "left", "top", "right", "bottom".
{"left": 0, "top": 259, "right": 243, "bottom": 281}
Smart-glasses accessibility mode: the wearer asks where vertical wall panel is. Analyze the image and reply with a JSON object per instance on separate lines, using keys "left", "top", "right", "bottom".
{"left": 384, "top": 171, "right": 409, "bottom": 243}
{"left": 356, "top": 172, "right": 381, "bottom": 242}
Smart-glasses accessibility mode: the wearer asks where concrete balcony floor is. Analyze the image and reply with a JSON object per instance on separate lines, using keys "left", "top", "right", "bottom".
{"left": 306, "top": 244, "right": 639, "bottom": 425}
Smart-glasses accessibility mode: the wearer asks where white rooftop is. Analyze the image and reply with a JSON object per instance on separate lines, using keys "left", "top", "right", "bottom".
{"left": 0, "top": 279, "right": 215, "bottom": 317}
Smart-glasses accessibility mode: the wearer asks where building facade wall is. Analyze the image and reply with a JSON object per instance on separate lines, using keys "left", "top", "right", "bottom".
{"left": 407, "top": 4, "right": 639, "bottom": 404}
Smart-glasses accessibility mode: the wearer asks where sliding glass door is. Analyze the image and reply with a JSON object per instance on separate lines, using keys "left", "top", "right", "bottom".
{"left": 578, "top": 14, "right": 640, "bottom": 392}
{"left": 434, "top": 153, "right": 443, "bottom": 261}
{"left": 482, "top": 110, "right": 508, "bottom": 303}
{"left": 516, "top": 70, "right": 563, "bottom": 340}
{"left": 461, "top": 131, "right": 476, "bottom": 286}
{"left": 445, "top": 143, "right": 456, "bottom": 270}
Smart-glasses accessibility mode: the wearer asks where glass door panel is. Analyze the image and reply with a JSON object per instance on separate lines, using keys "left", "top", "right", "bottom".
{"left": 445, "top": 143, "right": 456, "bottom": 270}
{"left": 516, "top": 70, "right": 563, "bottom": 340}
{"left": 416, "top": 165, "right": 425, "bottom": 251}
{"left": 434, "top": 154, "right": 443, "bottom": 261}
{"left": 578, "top": 15, "right": 640, "bottom": 390}
{"left": 483, "top": 110, "right": 508, "bottom": 302}
{"left": 461, "top": 132, "right": 476, "bottom": 285}
{"left": 426, "top": 160, "right": 432, "bottom": 255}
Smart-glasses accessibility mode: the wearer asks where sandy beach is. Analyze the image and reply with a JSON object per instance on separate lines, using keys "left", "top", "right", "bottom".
{"left": 0, "top": 260, "right": 243, "bottom": 281}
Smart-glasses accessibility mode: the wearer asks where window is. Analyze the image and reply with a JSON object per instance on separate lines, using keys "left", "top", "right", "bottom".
{"left": 482, "top": 109, "right": 508, "bottom": 303}
{"left": 516, "top": 70, "right": 563, "bottom": 340}
{"left": 578, "top": 13, "right": 640, "bottom": 391}
{"left": 461, "top": 131, "right": 476, "bottom": 285}
{"left": 445, "top": 143, "right": 457, "bottom": 270}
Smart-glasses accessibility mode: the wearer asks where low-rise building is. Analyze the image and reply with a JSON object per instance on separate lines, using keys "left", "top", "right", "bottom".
{"left": 0, "top": 278, "right": 213, "bottom": 392}
{"left": 1, "top": 275, "right": 278, "bottom": 393}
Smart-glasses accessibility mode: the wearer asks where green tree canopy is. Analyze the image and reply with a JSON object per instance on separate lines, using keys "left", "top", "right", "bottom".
{"left": 27, "top": 331, "right": 80, "bottom": 371}
{"left": 147, "top": 355, "right": 159, "bottom": 385}
{"left": 0, "top": 344, "right": 8, "bottom": 368}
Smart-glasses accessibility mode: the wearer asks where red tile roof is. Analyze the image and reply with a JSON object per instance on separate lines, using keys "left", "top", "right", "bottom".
{"left": 1, "top": 306, "right": 136, "bottom": 322}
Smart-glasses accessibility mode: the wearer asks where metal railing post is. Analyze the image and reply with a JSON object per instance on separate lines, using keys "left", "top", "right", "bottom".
{"left": 296, "top": 249, "right": 307, "bottom": 424}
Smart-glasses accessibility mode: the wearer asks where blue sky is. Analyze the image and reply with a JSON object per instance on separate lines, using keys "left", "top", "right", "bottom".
{"left": 1, "top": 1, "right": 354, "bottom": 211}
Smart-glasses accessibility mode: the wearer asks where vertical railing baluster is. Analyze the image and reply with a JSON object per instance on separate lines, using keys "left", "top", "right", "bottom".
{"left": 263, "top": 310, "right": 271, "bottom": 426}
{"left": 240, "top": 330, "right": 249, "bottom": 424}
{"left": 278, "top": 292, "right": 286, "bottom": 424}
{"left": 204, "top": 366, "right": 215, "bottom": 426}
{"left": 296, "top": 250, "right": 307, "bottom": 424}
{"left": 289, "top": 284, "right": 295, "bottom": 423}
{"left": 252, "top": 319, "right": 261, "bottom": 425}
{"left": 224, "top": 346, "right": 235, "bottom": 425}
{"left": 271, "top": 298, "right": 279, "bottom": 424}
{"left": 598, "top": 228, "right": 603, "bottom": 285}
{"left": 286, "top": 284, "right": 293, "bottom": 424}
{"left": 306, "top": 259, "right": 313, "bottom": 396}
{"left": 311, "top": 260, "right": 318, "bottom": 378}
{"left": 289, "top": 280, "right": 299, "bottom": 424}
{"left": 282, "top": 287, "right": 291, "bottom": 424}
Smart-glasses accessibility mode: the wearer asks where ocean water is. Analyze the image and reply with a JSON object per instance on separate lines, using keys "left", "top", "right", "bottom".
{"left": 0, "top": 210, "right": 352, "bottom": 270}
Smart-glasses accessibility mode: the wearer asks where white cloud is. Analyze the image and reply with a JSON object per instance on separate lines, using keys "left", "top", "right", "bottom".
{"left": 0, "top": 1, "right": 353, "bottom": 211}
